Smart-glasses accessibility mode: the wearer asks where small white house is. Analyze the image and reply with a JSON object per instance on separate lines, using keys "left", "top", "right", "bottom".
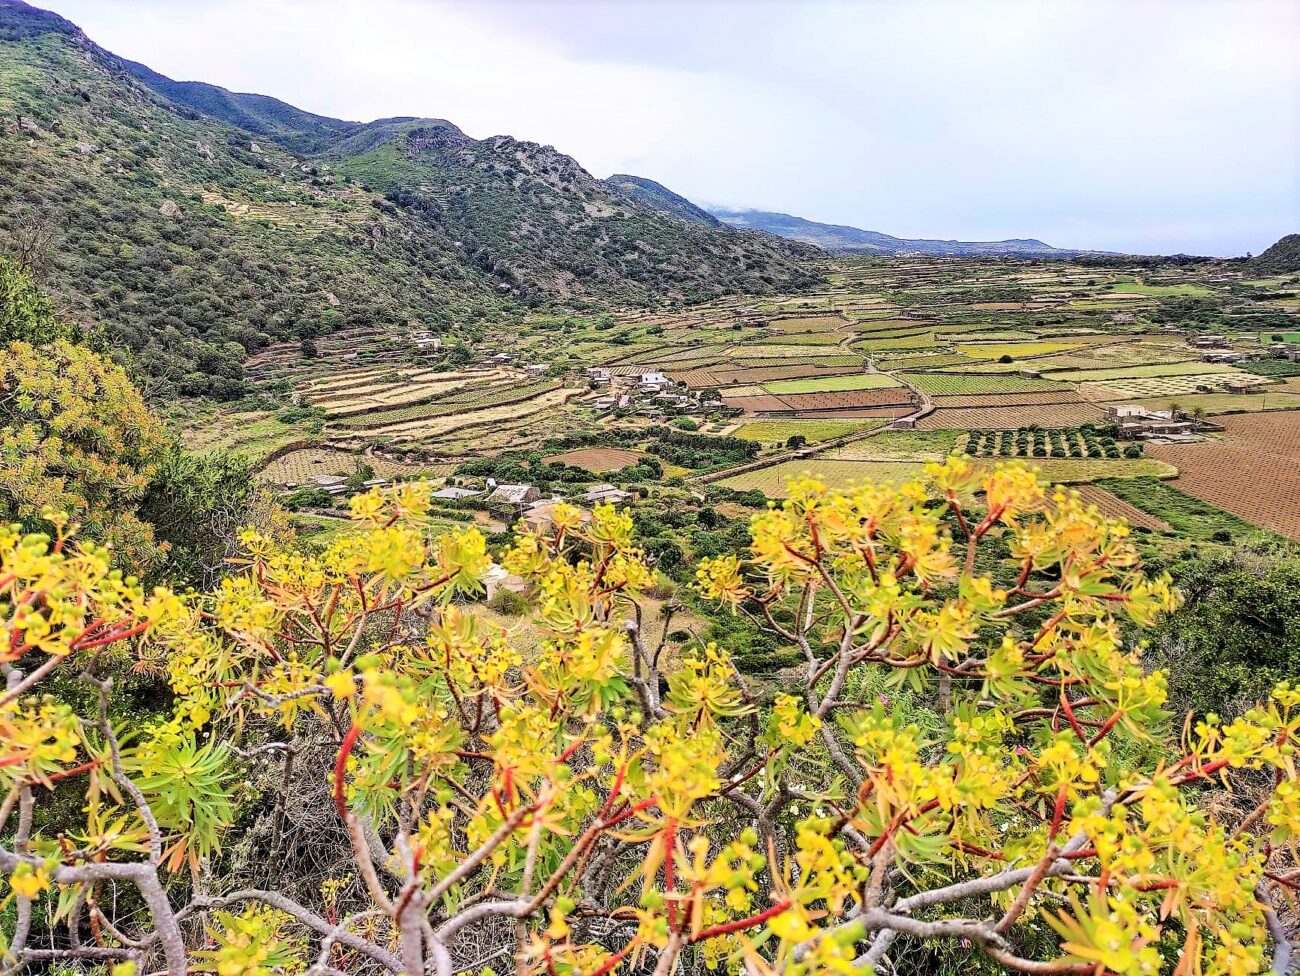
{"left": 584, "top": 484, "right": 631, "bottom": 505}
{"left": 486, "top": 484, "right": 541, "bottom": 508}
{"left": 432, "top": 486, "right": 481, "bottom": 501}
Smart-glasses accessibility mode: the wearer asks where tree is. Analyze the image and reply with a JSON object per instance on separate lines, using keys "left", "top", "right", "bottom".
{"left": 786, "top": 434, "right": 808, "bottom": 449}
{"left": 0, "top": 256, "right": 73, "bottom": 346}
{"left": 0, "top": 339, "right": 168, "bottom": 570}
{"left": 2, "top": 463, "right": 1299, "bottom": 976}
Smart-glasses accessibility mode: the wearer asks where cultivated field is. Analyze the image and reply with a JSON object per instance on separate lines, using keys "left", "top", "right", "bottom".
{"left": 1145, "top": 412, "right": 1300, "bottom": 539}
{"left": 544, "top": 447, "right": 644, "bottom": 472}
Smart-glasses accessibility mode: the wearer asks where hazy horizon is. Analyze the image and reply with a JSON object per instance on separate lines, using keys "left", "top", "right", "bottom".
{"left": 36, "top": 0, "right": 1300, "bottom": 256}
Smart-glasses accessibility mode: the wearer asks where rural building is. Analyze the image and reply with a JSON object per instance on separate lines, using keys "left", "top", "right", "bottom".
{"left": 639, "top": 371, "right": 670, "bottom": 390}
{"left": 584, "top": 484, "right": 632, "bottom": 505}
{"left": 1106, "top": 405, "right": 1149, "bottom": 420}
{"left": 1201, "top": 351, "right": 1246, "bottom": 363}
{"left": 432, "top": 486, "right": 481, "bottom": 500}
{"left": 478, "top": 563, "right": 527, "bottom": 601}
{"left": 593, "top": 395, "right": 617, "bottom": 410}
{"left": 486, "top": 483, "right": 541, "bottom": 508}
{"left": 585, "top": 367, "right": 612, "bottom": 383}
{"left": 1223, "top": 380, "right": 1257, "bottom": 394}
{"left": 307, "top": 474, "right": 350, "bottom": 496}
{"left": 525, "top": 363, "right": 550, "bottom": 377}
{"left": 523, "top": 498, "right": 592, "bottom": 534}
{"left": 1191, "top": 335, "right": 1228, "bottom": 348}
{"left": 1110, "top": 312, "right": 1137, "bottom": 325}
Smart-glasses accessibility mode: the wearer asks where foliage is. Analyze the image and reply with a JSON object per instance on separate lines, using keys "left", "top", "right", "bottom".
{"left": 0, "top": 256, "right": 72, "bottom": 346}
{"left": 1146, "top": 542, "right": 1300, "bottom": 718}
{"left": 3, "top": 463, "right": 1300, "bottom": 975}
{"left": 0, "top": 339, "right": 168, "bottom": 570}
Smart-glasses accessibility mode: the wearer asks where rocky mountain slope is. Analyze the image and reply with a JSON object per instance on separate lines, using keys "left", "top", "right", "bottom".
{"left": 0, "top": 0, "right": 819, "bottom": 396}
{"left": 605, "top": 174, "right": 723, "bottom": 227}
{"left": 1252, "top": 234, "right": 1300, "bottom": 272}
{"left": 708, "top": 205, "right": 1095, "bottom": 257}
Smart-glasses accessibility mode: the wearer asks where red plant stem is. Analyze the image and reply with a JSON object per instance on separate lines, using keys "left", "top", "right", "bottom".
{"left": 1059, "top": 690, "right": 1088, "bottom": 743}
{"left": 72, "top": 621, "right": 150, "bottom": 651}
{"left": 597, "top": 762, "right": 629, "bottom": 821}
{"left": 40, "top": 759, "right": 101, "bottom": 785}
{"left": 664, "top": 818, "right": 677, "bottom": 930}
{"left": 600, "top": 797, "right": 658, "bottom": 830}
{"left": 333, "top": 723, "right": 362, "bottom": 819}
{"left": 1087, "top": 712, "right": 1122, "bottom": 747}
{"left": 587, "top": 940, "right": 635, "bottom": 976}
{"left": 1048, "top": 784, "right": 1069, "bottom": 841}
{"left": 690, "top": 899, "right": 793, "bottom": 942}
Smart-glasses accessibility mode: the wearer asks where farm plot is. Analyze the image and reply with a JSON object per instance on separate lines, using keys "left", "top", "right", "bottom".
{"left": 767, "top": 315, "right": 849, "bottom": 332}
{"left": 331, "top": 380, "right": 561, "bottom": 430}
{"left": 720, "top": 393, "right": 795, "bottom": 413}
{"left": 704, "top": 363, "right": 861, "bottom": 386}
{"left": 313, "top": 371, "right": 513, "bottom": 418}
{"left": 916, "top": 403, "right": 1106, "bottom": 430}
{"left": 902, "top": 373, "right": 1072, "bottom": 395}
{"left": 732, "top": 419, "right": 886, "bottom": 444}
{"left": 259, "top": 449, "right": 449, "bottom": 486}
{"left": 1049, "top": 362, "right": 1243, "bottom": 383}
{"left": 343, "top": 388, "right": 576, "bottom": 443}
{"left": 1103, "top": 392, "right": 1300, "bottom": 416}
{"left": 1064, "top": 484, "right": 1173, "bottom": 532}
{"left": 719, "top": 460, "right": 928, "bottom": 497}
{"left": 954, "top": 340, "right": 1088, "bottom": 359}
{"left": 544, "top": 447, "right": 644, "bottom": 472}
{"left": 764, "top": 374, "right": 901, "bottom": 394}
{"left": 1078, "top": 373, "right": 1272, "bottom": 401}
{"left": 1144, "top": 411, "right": 1300, "bottom": 538}
{"left": 876, "top": 354, "right": 977, "bottom": 372}
{"left": 929, "top": 391, "right": 1095, "bottom": 408}
{"left": 773, "top": 388, "right": 914, "bottom": 411}
{"left": 965, "top": 427, "right": 1121, "bottom": 459}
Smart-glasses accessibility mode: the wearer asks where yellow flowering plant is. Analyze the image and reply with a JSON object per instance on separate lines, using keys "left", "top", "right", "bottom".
{"left": 0, "top": 464, "right": 1298, "bottom": 976}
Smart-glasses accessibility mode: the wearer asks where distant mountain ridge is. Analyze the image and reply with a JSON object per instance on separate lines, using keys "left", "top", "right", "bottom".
{"left": 706, "top": 205, "right": 1104, "bottom": 258}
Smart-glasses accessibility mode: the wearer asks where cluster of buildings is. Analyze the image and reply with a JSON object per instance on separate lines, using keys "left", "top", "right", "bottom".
{"left": 432, "top": 479, "right": 633, "bottom": 533}
{"left": 1104, "top": 405, "right": 1203, "bottom": 441}
{"left": 304, "top": 473, "right": 389, "bottom": 496}
{"left": 584, "top": 368, "right": 701, "bottom": 418}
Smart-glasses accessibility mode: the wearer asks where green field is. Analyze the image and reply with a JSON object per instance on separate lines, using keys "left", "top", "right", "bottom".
{"left": 1107, "top": 278, "right": 1214, "bottom": 298}
{"left": 763, "top": 373, "right": 901, "bottom": 394}
{"left": 732, "top": 418, "right": 886, "bottom": 443}
{"left": 955, "top": 340, "right": 1087, "bottom": 359}
{"left": 1050, "top": 362, "right": 1237, "bottom": 382}
{"left": 719, "top": 459, "right": 926, "bottom": 496}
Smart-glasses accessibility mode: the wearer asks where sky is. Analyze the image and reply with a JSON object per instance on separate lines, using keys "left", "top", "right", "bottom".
{"left": 40, "top": 0, "right": 1300, "bottom": 256}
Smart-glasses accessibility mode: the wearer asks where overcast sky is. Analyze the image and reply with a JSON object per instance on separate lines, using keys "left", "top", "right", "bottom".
{"left": 41, "top": 0, "right": 1300, "bottom": 255}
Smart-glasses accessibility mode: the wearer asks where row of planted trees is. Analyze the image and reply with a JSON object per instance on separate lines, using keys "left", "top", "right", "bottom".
{"left": 3, "top": 458, "right": 1300, "bottom": 975}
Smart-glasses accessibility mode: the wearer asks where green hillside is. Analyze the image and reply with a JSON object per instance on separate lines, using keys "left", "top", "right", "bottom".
{"left": 0, "top": 0, "right": 820, "bottom": 397}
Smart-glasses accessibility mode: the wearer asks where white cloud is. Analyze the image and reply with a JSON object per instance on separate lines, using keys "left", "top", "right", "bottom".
{"left": 41, "top": 0, "right": 1300, "bottom": 254}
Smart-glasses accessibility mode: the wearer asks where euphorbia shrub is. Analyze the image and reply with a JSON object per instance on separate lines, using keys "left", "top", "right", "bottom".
{"left": 2, "top": 462, "right": 1298, "bottom": 976}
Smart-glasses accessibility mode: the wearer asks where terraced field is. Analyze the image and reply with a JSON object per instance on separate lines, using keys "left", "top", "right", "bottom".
{"left": 196, "top": 253, "right": 1299, "bottom": 544}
